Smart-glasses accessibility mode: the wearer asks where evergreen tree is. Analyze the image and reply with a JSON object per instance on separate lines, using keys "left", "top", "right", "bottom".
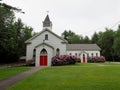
{"left": 0, "top": 2, "right": 32, "bottom": 63}
{"left": 113, "top": 25, "right": 120, "bottom": 61}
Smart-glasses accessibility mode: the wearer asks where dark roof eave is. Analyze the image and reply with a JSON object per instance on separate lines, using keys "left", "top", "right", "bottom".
{"left": 35, "top": 43, "right": 54, "bottom": 49}
{"left": 25, "top": 42, "right": 31, "bottom": 44}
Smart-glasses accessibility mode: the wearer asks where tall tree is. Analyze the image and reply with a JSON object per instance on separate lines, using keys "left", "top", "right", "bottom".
{"left": 62, "top": 30, "right": 81, "bottom": 44}
{"left": 0, "top": 3, "right": 16, "bottom": 63}
{"left": 62, "top": 30, "right": 92, "bottom": 44}
{"left": 83, "top": 36, "right": 91, "bottom": 44}
{"left": 98, "top": 29, "right": 115, "bottom": 61}
{"left": 68, "top": 34, "right": 81, "bottom": 44}
{"left": 62, "top": 30, "right": 69, "bottom": 40}
{"left": 0, "top": 1, "right": 24, "bottom": 13}
{"left": 91, "top": 32, "right": 99, "bottom": 44}
{"left": 12, "top": 19, "right": 33, "bottom": 57}
{"left": 0, "top": 2, "right": 32, "bottom": 63}
{"left": 113, "top": 25, "right": 120, "bottom": 60}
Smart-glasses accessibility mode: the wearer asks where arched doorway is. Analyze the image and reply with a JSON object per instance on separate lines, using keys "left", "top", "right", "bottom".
{"left": 83, "top": 54, "right": 86, "bottom": 63}
{"left": 40, "top": 48, "right": 47, "bottom": 66}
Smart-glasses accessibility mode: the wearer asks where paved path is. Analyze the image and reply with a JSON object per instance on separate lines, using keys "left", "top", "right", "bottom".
{"left": 0, "top": 67, "right": 43, "bottom": 90}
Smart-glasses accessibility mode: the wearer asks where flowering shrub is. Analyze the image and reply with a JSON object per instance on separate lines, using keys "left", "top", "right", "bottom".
{"left": 87, "top": 56, "right": 106, "bottom": 63}
{"left": 52, "top": 55, "right": 80, "bottom": 66}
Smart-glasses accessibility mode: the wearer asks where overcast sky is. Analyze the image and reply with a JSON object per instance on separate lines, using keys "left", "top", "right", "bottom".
{"left": 3, "top": 0, "right": 120, "bottom": 37}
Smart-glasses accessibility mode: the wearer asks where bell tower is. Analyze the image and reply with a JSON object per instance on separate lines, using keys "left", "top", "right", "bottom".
{"left": 43, "top": 14, "right": 52, "bottom": 30}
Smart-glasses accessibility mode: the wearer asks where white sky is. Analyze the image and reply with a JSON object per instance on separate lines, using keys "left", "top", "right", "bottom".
{"left": 2, "top": 0, "right": 120, "bottom": 37}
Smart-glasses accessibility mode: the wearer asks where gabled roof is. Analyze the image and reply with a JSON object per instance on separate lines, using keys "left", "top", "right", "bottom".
{"left": 25, "top": 29, "right": 68, "bottom": 44}
{"left": 67, "top": 44, "right": 101, "bottom": 51}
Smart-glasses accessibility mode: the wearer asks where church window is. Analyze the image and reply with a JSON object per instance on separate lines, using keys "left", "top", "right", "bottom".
{"left": 91, "top": 53, "right": 93, "bottom": 57}
{"left": 56, "top": 48, "right": 60, "bottom": 56}
{"left": 96, "top": 53, "right": 98, "bottom": 57}
{"left": 33, "top": 49, "right": 36, "bottom": 59}
{"left": 40, "top": 48, "right": 47, "bottom": 55}
{"left": 83, "top": 54, "right": 85, "bottom": 57}
{"left": 45, "top": 34, "right": 48, "bottom": 40}
{"left": 75, "top": 53, "right": 77, "bottom": 56}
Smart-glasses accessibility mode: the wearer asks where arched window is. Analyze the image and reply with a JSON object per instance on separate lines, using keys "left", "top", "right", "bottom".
{"left": 96, "top": 53, "right": 98, "bottom": 57}
{"left": 91, "top": 53, "right": 93, "bottom": 57}
{"left": 33, "top": 49, "right": 36, "bottom": 59}
{"left": 56, "top": 48, "right": 60, "bottom": 56}
{"left": 75, "top": 53, "right": 77, "bottom": 56}
{"left": 83, "top": 54, "right": 85, "bottom": 57}
{"left": 40, "top": 48, "right": 47, "bottom": 55}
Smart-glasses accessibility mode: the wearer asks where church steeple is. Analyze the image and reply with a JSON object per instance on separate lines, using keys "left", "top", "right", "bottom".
{"left": 43, "top": 14, "right": 52, "bottom": 30}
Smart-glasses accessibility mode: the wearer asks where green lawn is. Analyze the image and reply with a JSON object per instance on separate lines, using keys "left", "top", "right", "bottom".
{"left": 8, "top": 63, "right": 120, "bottom": 90}
{"left": 0, "top": 66, "right": 31, "bottom": 80}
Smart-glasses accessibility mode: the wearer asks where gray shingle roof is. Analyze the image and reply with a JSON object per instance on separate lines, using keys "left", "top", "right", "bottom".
{"left": 67, "top": 44, "right": 101, "bottom": 51}
{"left": 43, "top": 14, "right": 50, "bottom": 22}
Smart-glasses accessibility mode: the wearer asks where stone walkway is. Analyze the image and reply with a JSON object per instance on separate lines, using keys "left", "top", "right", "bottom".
{"left": 0, "top": 67, "right": 43, "bottom": 90}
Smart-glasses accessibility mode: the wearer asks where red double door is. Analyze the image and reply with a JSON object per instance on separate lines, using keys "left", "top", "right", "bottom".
{"left": 40, "top": 55, "right": 47, "bottom": 66}
{"left": 83, "top": 56, "right": 86, "bottom": 63}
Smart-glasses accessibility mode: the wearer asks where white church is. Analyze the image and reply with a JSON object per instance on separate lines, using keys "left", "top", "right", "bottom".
{"left": 25, "top": 15, "right": 101, "bottom": 67}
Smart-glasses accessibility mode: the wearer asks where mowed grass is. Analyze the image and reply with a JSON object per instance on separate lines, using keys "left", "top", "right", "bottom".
{"left": 0, "top": 67, "right": 31, "bottom": 80}
{"left": 9, "top": 63, "right": 120, "bottom": 90}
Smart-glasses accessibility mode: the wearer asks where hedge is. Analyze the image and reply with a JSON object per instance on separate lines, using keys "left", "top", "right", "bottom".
{"left": 87, "top": 56, "right": 106, "bottom": 63}
{"left": 52, "top": 55, "right": 80, "bottom": 66}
